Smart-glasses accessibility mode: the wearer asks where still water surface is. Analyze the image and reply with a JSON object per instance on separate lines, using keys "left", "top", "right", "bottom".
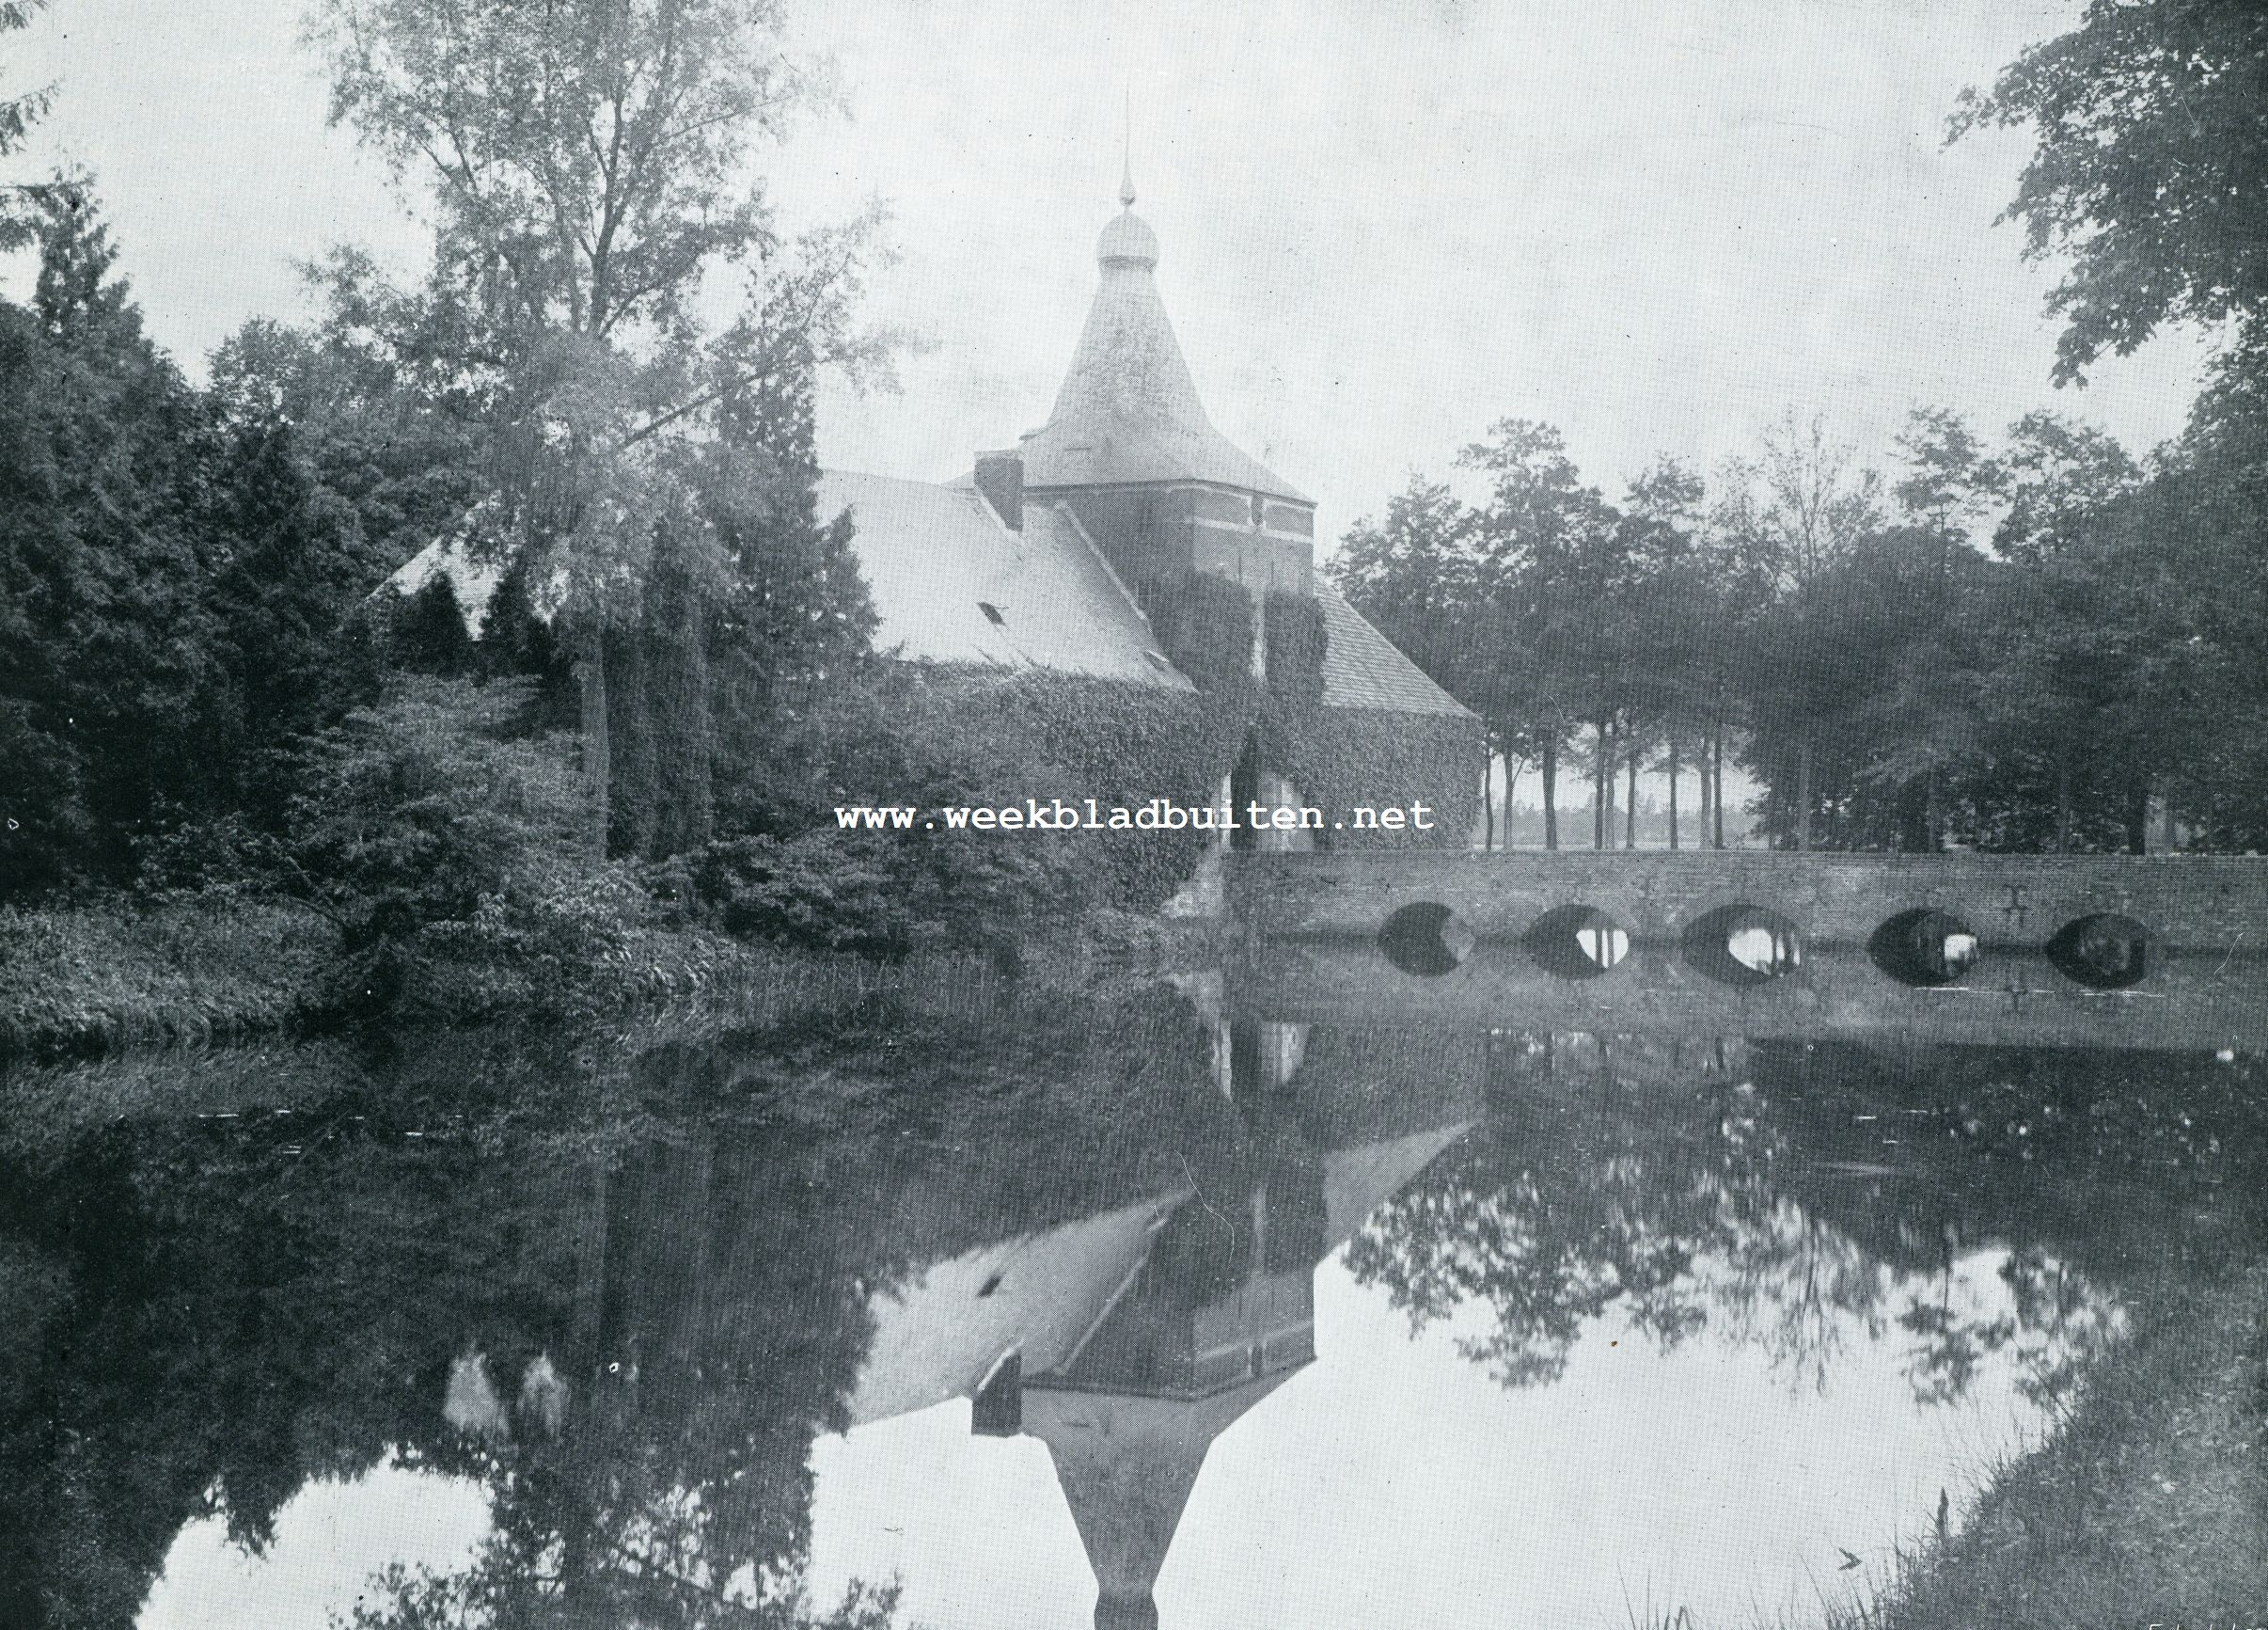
{"left": 2, "top": 969, "right": 2260, "bottom": 1629}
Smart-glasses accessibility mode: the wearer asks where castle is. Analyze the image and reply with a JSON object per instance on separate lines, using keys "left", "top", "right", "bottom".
{"left": 386, "top": 172, "right": 1479, "bottom": 845}
{"left": 814, "top": 171, "right": 1476, "bottom": 845}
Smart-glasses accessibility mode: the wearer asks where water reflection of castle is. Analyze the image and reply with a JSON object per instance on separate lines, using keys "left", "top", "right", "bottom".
{"left": 841, "top": 1023, "right": 1479, "bottom": 1630}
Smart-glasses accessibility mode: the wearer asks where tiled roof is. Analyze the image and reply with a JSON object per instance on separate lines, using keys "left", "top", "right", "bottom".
{"left": 814, "top": 469, "right": 1190, "bottom": 689}
{"left": 1316, "top": 583, "right": 1474, "bottom": 718}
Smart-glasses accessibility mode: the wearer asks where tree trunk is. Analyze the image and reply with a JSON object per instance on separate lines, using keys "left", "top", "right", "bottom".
{"left": 1624, "top": 734, "right": 1639, "bottom": 850}
{"left": 575, "top": 624, "right": 611, "bottom": 859}
{"left": 1796, "top": 735, "right": 1814, "bottom": 853}
{"left": 2055, "top": 758, "right": 2072, "bottom": 855}
{"left": 1594, "top": 718, "right": 1610, "bottom": 850}
{"left": 1482, "top": 752, "right": 1495, "bottom": 852}
{"left": 1924, "top": 768, "right": 1941, "bottom": 855}
{"left": 1667, "top": 734, "right": 1679, "bottom": 851}
{"left": 1541, "top": 737, "right": 1559, "bottom": 851}
{"left": 2159, "top": 776, "right": 2178, "bottom": 854}
{"left": 1712, "top": 721, "right": 1726, "bottom": 850}
{"left": 2124, "top": 778, "right": 2150, "bottom": 855}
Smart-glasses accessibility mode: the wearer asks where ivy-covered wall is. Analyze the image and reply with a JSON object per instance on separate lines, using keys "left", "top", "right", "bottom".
{"left": 883, "top": 570, "right": 1473, "bottom": 923}
{"left": 904, "top": 665, "right": 1250, "bottom": 910}
{"left": 1287, "top": 704, "right": 1482, "bottom": 852}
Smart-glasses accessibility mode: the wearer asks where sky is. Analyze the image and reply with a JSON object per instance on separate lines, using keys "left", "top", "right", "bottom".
{"left": 0, "top": 0, "right": 2217, "bottom": 552}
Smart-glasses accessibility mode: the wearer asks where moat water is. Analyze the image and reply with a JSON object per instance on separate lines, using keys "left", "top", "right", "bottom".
{"left": 1, "top": 960, "right": 2262, "bottom": 1629}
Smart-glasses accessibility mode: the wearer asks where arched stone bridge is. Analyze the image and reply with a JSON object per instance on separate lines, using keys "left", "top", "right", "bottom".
{"left": 1236, "top": 851, "right": 2268, "bottom": 956}
{"left": 1230, "top": 851, "right": 2268, "bottom": 1050}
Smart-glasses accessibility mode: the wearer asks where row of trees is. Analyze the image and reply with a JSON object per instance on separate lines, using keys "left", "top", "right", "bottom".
{"left": 1331, "top": 401, "right": 2249, "bottom": 853}
{"left": 1337, "top": 0, "right": 2268, "bottom": 854}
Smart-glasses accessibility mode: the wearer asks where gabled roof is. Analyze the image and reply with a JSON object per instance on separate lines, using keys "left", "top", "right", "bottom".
{"left": 1316, "top": 583, "right": 1476, "bottom": 719}
{"left": 378, "top": 499, "right": 523, "bottom": 633}
{"left": 1017, "top": 206, "right": 1310, "bottom": 503}
{"left": 816, "top": 469, "right": 1191, "bottom": 688}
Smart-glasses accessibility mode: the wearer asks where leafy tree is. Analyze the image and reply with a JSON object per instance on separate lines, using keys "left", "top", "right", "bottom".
{"left": 0, "top": 0, "right": 52, "bottom": 249}
{"left": 307, "top": 0, "right": 899, "bottom": 855}
{"left": 1457, "top": 420, "right": 1626, "bottom": 848}
{"left": 1330, "top": 477, "right": 1497, "bottom": 831}
{"left": 1615, "top": 456, "right": 1710, "bottom": 848}
{"left": 389, "top": 573, "right": 479, "bottom": 676}
{"left": 1712, "top": 412, "right": 1885, "bottom": 849}
{"left": 1952, "top": 0, "right": 2268, "bottom": 384}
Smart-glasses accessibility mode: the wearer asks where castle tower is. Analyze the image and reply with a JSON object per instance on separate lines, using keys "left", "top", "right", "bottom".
{"left": 1013, "top": 174, "right": 1319, "bottom": 616}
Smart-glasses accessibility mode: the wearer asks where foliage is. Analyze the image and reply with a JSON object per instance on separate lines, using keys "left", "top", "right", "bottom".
{"left": 0, "top": 193, "right": 231, "bottom": 892}
{"left": 0, "top": 0, "right": 51, "bottom": 249}
{"left": 1951, "top": 0, "right": 2268, "bottom": 384}
{"left": 687, "top": 660, "right": 1248, "bottom": 953}
{"left": 306, "top": 0, "right": 903, "bottom": 853}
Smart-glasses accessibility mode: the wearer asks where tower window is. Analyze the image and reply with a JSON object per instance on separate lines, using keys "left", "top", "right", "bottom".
{"left": 1251, "top": 494, "right": 1266, "bottom": 526}
{"left": 978, "top": 601, "right": 1005, "bottom": 625}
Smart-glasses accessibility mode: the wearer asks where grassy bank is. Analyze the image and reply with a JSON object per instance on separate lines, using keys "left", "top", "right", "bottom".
{"left": 0, "top": 895, "right": 340, "bottom": 1058}
{"left": 1821, "top": 1261, "right": 2268, "bottom": 1629}
{"left": 0, "top": 892, "right": 1204, "bottom": 1063}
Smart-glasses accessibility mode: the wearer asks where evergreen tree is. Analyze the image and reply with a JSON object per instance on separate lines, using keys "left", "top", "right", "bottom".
{"left": 0, "top": 188, "right": 228, "bottom": 894}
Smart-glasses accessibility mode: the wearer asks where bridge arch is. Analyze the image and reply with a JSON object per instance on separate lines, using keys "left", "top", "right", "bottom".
{"left": 2045, "top": 913, "right": 2150, "bottom": 989}
{"left": 1682, "top": 903, "right": 1804, "bottom": 987}
{"left": 1378, "top": 901, "right": 1473, "bottom": 976}
{"left": 1523, "top": 903, "right": 1630, "bottom": 979}
{"left": 1868, "top": 908, "right": 1983, "bottom": 987}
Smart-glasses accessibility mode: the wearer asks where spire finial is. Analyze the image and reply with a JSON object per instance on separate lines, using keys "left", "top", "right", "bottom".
{"left": 1119, "top": 88, "right": 1136, "bottom": 209}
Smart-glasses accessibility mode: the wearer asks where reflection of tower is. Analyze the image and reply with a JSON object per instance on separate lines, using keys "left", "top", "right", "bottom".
{"left": 834, "top": 1021, "right": 1484, "bottom": 1629}
{"left": 992, "top": 1051, "right": 1469, "bottom": 1630}
{"left": 1016, "top": 1138, "right": 1319, "bottom": 1630}
{"left": 1024, "top": 1379, "right": 1291, "bottom": 1630}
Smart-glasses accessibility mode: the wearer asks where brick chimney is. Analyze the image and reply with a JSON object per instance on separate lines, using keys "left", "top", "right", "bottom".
{"left": 974, "top": 449, "right": 1023, "bottom": 531}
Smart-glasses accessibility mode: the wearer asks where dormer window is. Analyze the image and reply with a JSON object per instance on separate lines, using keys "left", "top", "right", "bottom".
{"left": 978, "top": 601, "right": 1005, "bottom": 625}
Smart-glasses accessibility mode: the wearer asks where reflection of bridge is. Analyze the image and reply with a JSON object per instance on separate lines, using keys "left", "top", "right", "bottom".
{"left": 1236, "top": 940, "right": 2268, "bottom": 1051}
{"left": 1240, "top": 851, "right": 2268, "bottom": 954}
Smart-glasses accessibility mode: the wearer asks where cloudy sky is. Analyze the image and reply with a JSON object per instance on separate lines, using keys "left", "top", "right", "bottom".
{"left": 2, "top": 0, "right": 2215, "bottom": 547}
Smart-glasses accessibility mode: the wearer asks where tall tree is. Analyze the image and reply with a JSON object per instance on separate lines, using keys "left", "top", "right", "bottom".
{"left": 0, "top": 0, "right": 52, "bottom": 250}
{"left": 307, "top": 0, "right": 896, "bottom": 853}
{"left": 1457, "top": 420, "right": 1622, "bottom": 850}
{"left": 0, "top": 190, "right": 228, "bottom": 893}
{"left": 1712, "top": 412, "right": 1884, "bottom": 850}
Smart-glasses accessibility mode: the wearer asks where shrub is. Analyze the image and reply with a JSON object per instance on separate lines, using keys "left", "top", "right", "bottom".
{"left": 285, "top": 676, "right": 636, "bottom": 1020}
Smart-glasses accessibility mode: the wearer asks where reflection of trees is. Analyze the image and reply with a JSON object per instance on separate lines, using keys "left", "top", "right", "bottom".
{"left": 1699, "top": 1197, "right": 1888, "bottom": 1397}
{"left": 0, "top": 981, "right": 1242, "bottom": 1630}
{"left": 1345, "top": 1156, "right": 1710, "bottom": 1388}
{"left": 1341, "top": 1033, "right": 2198, "bottom": 1405}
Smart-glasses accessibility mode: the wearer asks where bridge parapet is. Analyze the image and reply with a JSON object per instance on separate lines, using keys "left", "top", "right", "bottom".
{"left": 1238, "top": 851, "right": 2268, "bottom": 956}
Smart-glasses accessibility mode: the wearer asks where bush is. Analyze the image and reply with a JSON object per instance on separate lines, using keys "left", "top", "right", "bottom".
{"left": 701, "top": 657, "right": 1257, "bottom": 951}
{"left": 281, "top": 676, "right": 643, "bottom": 1020}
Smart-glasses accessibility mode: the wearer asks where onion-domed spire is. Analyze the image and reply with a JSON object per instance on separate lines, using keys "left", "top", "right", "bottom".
{"left": 1099, "top": 97, "right": 1156, "bottom": 268}
{"left": 1018, "top": 129, "right": 1308, "bottom": 501}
